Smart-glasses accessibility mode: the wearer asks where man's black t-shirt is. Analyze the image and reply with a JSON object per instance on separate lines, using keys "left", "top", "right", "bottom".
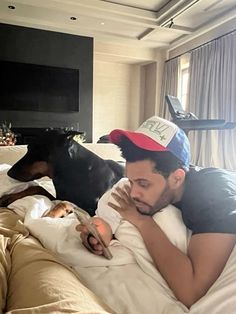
{"left": 175, "top": 167, "right": 236, "bottom": 234}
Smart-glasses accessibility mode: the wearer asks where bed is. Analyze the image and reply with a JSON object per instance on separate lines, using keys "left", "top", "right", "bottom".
{"left": 1, "top": 145, "right": 236, "bottom": 314}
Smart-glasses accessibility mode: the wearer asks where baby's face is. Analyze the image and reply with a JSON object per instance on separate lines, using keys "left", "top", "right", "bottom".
{"left": 47, "top": 202, "right": 74, "bottom": 218}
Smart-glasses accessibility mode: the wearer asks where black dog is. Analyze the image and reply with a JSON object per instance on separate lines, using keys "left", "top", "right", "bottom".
{"left": 0, "top": 130, "right": 124, "bottom": 216}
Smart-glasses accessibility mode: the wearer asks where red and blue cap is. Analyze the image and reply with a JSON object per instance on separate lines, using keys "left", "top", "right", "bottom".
{"left": 109, "top": 116, "right": 190, "bottom": 168}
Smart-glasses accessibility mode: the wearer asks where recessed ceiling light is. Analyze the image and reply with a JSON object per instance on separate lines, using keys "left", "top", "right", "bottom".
{"left": 70, "top": 16, "right": 77, "bottom": 21}
{"left": 101, "top": 22, "right": 105, "bottom": 25}
{"left": 8, "top": 5, "right": 15, "bottom": 10}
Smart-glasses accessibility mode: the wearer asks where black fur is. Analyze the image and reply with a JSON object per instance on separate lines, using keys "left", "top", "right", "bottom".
{"left": 7, "top": 130, "right": 124, "bottom": 216}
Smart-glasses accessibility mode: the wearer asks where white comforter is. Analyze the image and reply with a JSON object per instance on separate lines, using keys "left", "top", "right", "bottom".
{"left": 1, "top": 164, "right": 236, "bottom": 314}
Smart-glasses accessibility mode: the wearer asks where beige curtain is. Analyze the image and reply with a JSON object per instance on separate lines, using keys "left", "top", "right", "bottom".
{"left": 159, "top": 58, "right": 180, "bottom": 119}
{"left": 188, "top": 31, "right": 236, "bottom": 170}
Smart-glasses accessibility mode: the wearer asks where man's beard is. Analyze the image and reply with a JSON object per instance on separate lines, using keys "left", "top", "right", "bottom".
{"left": 134, "top": 182, "right": 172, "bottom": 216}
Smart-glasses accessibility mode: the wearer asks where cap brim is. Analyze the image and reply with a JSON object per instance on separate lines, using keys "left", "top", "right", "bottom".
{"left": 109, "top": 129, "right": 168, "bottom": 152}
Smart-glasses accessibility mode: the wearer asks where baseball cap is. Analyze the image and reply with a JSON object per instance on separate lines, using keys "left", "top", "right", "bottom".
{"left": 109, "top": 116, "right": 190, "bottom": 168}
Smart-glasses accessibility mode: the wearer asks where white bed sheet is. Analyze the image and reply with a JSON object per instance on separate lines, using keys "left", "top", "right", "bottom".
{"left": 1, "top": 164, "right": 236, "bottom": 314}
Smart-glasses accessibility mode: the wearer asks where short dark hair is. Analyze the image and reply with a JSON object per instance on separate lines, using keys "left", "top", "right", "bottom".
{"left": 117, "top": 136, "right": 188, "bottom": 178}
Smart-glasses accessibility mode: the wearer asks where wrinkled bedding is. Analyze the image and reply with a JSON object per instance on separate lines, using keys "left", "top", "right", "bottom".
{"left": 0, "top": 208, "right": 114, "bottom": 314}
{"left": 0, "top": 165, "right": 115, "bottom": 314}
{"left": 8, "top": 193, "right": 190, "bottom": 313}
{"left": 1, "top": 164, "right": 236, "bottom": 314}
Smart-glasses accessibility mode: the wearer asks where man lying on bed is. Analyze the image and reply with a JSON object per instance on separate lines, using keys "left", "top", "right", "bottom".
{"left": 78, "top": 116, "right": 236, "bottom": 308}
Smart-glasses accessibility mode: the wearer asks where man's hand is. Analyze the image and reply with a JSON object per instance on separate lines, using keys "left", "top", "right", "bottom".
{"left": 76, "top": 217, "right": 112, "bottom": 256}
{"left": 108, "top": 185, "right": 150, "bottom": 228}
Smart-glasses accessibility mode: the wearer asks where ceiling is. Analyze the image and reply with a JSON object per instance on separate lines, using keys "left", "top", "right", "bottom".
{"left": 0, "top": 0, "right": 236, "bottom": 53}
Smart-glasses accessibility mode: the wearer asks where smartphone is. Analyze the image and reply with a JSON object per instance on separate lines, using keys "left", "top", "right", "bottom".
{"left": 73, "top": 206, "right": 113, "bottom": 260}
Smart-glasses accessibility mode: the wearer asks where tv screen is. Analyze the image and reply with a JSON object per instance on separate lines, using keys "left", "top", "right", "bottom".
{"left": 0, "top": 60, "right": 79, "bottom": 113}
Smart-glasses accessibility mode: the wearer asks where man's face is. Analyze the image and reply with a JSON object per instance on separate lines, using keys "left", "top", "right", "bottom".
{"left": 125, "top": 160, "right": 174, "bottom": 216}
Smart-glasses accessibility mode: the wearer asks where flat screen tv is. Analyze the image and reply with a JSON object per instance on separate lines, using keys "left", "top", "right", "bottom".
{"left": 0, "top": 60, "right": 79, "bottom": 113}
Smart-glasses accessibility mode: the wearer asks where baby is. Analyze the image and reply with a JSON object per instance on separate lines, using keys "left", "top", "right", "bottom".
{"left": 42, "top": 201, "right": 74, "bottom": 218}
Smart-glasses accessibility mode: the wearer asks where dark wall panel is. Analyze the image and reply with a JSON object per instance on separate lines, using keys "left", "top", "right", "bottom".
{"left": 0, "top": 23, "right": 93, "bottom": 141}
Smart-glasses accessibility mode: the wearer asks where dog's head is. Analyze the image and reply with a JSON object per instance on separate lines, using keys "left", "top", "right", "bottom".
{"left": 7, "top": 129, "right": 83, "bottom": 181}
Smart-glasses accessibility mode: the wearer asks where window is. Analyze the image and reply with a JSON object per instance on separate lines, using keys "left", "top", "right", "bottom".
{"left": 178, "top": 54, "right": 190, "bottom": 110}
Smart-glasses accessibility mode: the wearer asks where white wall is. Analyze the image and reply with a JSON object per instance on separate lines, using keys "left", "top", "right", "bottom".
{"left": 141, "top": 61, "right": 166, "bottom": 121}
{"left": 93, "top": 60, "right": 143, "bottom": 143}
{"left": 93, "top": 50, "right": 167, "bottom": 143}
{"left": 92, "top": 42, "right": 168, "bottom": 143}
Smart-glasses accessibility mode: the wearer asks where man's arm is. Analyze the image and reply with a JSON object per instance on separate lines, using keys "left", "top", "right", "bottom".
{"left": 109, "top": 186, "right": 236, "bottom": 307}
{"left": 135, "top": 218, "right": 236, "bottom": 307}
